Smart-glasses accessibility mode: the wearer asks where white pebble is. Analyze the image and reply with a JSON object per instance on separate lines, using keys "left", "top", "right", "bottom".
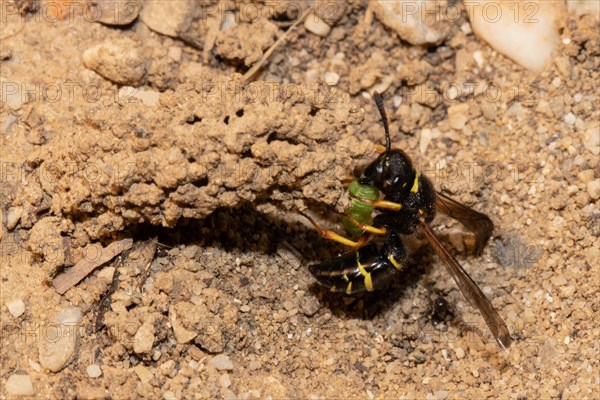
{"left": 86, "top": 364, "right": 103, "bottom": 378}
{"left": 6, "top": 299, "right": 25, "bottom": 318}
{"left": 219, "top": 374, "right": 232, "bottom": 388}
{"left": 448, "top": 104, "right": 469, "bottom": 130}
{"left": 28, "top": 359, "right": 41, "bottom": 372}
{"left": 167, "top": 46, "right": 182, "bottom": 62}
{"left": 163, "top": 391, "right": 177, "bottom": 400}
{"left": 446, "top": 86, "right": 459, "bottom": 100}
{"left": 6, "top": 374, "right": 35, "bottom": 396}
{"left": 472, "top": 50, "right": 484, "bottom": 68}
{"left": 134, "top": 321, "right": 155, "bottom": 354}
{"left": 564, "top": 113, "right": 576, "bottom": 125}
{"left": 419, "top": 128, "right": 433, "bottom": 154}
{"left": 304, "top": 13, "right": 331, "bottom": 37}
{"left": 324, "top": 71, "right": 340, "bottom": 86}
{"left": 39, "top": 307, "right": 83, "bottom": 372}
{"left": 552, "top": 77, "right": 562, "bottom": 87}
{"left": 221, "top": 11, "right": 236, "bottom": 31}
{"left": 56, "top": 306, "right": 83, "bottom": 325}
{"left": 467, "top": 0, "right": 563, "bottom": 71}
{"left": 584, "top": 130, "right": 600, "bottom": 156}
{"left": 460, "top": 22, "right": 472, "bottom": 35}
{"left": 587, "top": 180, "right": 600, "bottom": 200}
{"left": 6, "top": 206, "right": 23, "bottom": 230}
{"left": 573, "top": 93, "right": 582, "bottom": 102}
{"left": 370, "top": 76, "right": 393, "bottom": 94}
{"left": 209, "top": 354, "right": 234, "bottom": 371}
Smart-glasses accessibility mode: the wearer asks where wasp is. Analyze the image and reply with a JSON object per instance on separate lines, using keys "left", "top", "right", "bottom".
{"left": 301, "top": 92, "right": 512, "bottom": 350}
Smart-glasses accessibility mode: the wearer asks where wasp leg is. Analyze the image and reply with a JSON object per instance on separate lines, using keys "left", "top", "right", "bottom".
{"left": 300, "top": 211, "right": 369, "bottom": 248}
{"left": 342, "top": 213, "right": 387, "bottom": 235}
{"left": 374, "top": 144, "right": 386, "bottom": 152}
{"left": 349, "top": 193, "right": 403, "bottom": 211}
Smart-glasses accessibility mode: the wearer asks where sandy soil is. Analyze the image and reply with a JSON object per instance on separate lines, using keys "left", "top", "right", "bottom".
{"left": 1, "top": 1, "right": 598, "bottom": 399}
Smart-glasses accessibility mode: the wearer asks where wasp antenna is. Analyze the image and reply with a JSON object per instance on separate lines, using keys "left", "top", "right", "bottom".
{"left": 373, "top": 91, "right": 391, "bottom": 155}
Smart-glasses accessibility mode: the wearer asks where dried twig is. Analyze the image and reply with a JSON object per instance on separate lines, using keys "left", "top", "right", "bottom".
{"left": 240, "top": 2, "right": 316, "bottom": 85}
{"left": 52, "top": 238, "right": 133, "bottom": 294}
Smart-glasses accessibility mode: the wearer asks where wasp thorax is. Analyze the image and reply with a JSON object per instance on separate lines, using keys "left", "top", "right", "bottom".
{"left": 359, "top": 150, "right": 415, "bottom": 194}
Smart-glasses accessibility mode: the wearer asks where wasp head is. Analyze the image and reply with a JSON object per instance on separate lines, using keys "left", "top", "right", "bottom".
{"left": 359, "top": 149, "right": 414, "bottom": 194}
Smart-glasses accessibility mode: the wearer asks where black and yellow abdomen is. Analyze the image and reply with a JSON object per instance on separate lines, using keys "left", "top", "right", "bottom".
{"left": 309, "top": 232, "right": 407, "bottom": 295}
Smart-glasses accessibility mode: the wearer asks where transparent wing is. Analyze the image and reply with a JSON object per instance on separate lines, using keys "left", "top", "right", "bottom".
{"left": 436, "top": 191, "right": 494, "bottom": 255}
{"left": 420, "top": 221, "right": 512, "bottom": 350}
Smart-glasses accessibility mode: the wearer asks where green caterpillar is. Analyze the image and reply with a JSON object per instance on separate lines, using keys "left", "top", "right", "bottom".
{"left": 342, "top": 179, "right": 380, "bottom": 237}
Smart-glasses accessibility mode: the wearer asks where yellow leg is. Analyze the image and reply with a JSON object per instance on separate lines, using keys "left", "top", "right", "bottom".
{"left": 343, "top": 214, "right": 387, "bottom": 235}
{"left": 374, "top": 144, "right": 386, "bottom": 152}
{"left": 349, "top": 193, "right": 403, "bottom": 211}
{"left": 300, "top": 211, "right": 368, "bottom": 248}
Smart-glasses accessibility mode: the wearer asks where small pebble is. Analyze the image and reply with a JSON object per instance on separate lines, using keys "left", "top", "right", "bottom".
{"left": 163, "top": 390, "right": 177, "bottom": 400}
{"left": 134, "top": 364, "right": 153, "bottom": 383}
{"left": 28, "top": 359, "right": 41, "bottom": 372}
{"left": 552, "top": 77, "right": 562, "bottom": 88}
{"left": 370, "top": 76, "right": 393, "bottom": 94}
{"left": 578, "top": 169, "right": 595, "bottom": 184}
{"left": 455, "top": 347, "right": 466, "bottom": 360}
{"left": 587, "top": 180, "right": 600, "bottom": 200}
{"left": 167, "top": 46, "right": 182, "bottom": 62}
{"left": 324, "top": 71, "right": 340, "bottom": 85}
{"left": 304, "top": 13, "right": 331, "bottom": 37}
{"left": 564, "top": 113, "right": 576, "bottom": 125}
{"left": 39, "top": 307, "right": 83, "bottom": 372}
{"left": 6, "top": 206, "right": 23, "bottom": 230}
{"left": 460, "top": 22, "right": 472, "bottom": 35}
{"left": 448, "top": 104, "right": 469, "bottom": 130}
{"left": 209, "top": 354, "right": 234, "bottom": 371}
{"left": 301, "top": 296, "right": 320, "bottom": 316}
{"left": 86, "top": 364, "right": 102, "bottom": 378}
{"left": 480, "top": 102, "right": 497, "bottom": 120}
{"left": 221, "top": 11, "right": 236, "bottom": 31}
{"left": 6, "top": 299, "right": 25, "bottom": 318}
{"left": 239, "top": 305, "right": 251, "bottom": 313}
{"left": 134, "top": 321, "right": 155, "bottom": 354}
{"left": 419, "top": 128, "right": 433, "bottom": 154}
{"left": 82, "top": 37, "right": 146, "bottom": 86}
{"left": 2, "top": 81, "right": 23, "bottom": 110}
{"left": 56, "top": 307, "right": 83, "bottom": 325}
{"left": 140, "top": 0, "right": 194, "bottom": 37}
{"left": 6, "top": 374, "right": 35, "bottom": 396}
{"left": 219, "top": 374, "right": 232, "bottom": 388}
{"left": 583, "top": 130, "right": 599, "bottom": 156}
{"left": 472, "top": 50, "right": 484, "bottom": 68}
{"left": 466, "top": 0, "right": 562, "bottom": 71}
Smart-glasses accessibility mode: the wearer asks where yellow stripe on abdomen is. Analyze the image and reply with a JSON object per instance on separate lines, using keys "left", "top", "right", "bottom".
{"left": 356, "top": 253, "right": 374, "bottom": 292}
